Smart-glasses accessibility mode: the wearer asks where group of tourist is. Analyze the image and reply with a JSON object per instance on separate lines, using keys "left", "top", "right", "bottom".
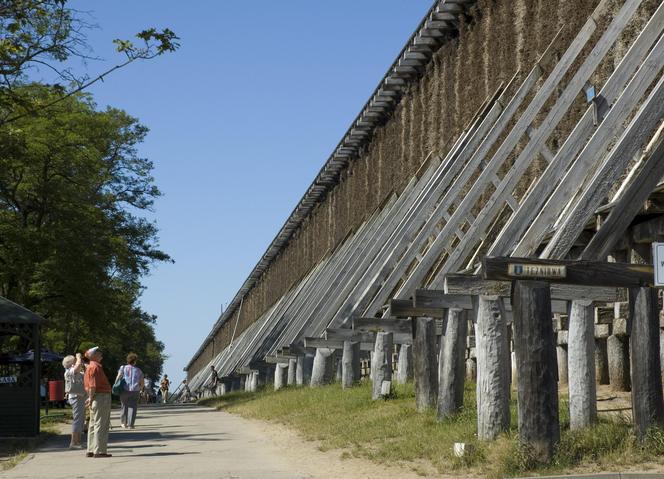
{"left": 61, "top": 346, "right": 172, "bottom": 458}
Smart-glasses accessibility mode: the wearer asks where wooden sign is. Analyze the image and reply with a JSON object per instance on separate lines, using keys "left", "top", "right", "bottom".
{"left": 483, "top": 256, "right": 653, "bottom": 288}
{"left": 507, "top": 263, "right": 567, "bottom": 279}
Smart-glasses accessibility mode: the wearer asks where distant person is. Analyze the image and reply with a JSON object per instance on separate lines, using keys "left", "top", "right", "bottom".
{"left": 207, "top": 365, "right": 219, "bottom": 396}
{"left": 84, "top": 347, "right": 112, "bottom": 458}
{"left": 62, "top": 353, "right": 86, "bottom": 449}
{"left": 160, "top": 374, "right": 170, "bottom": 403}
{"left": 181, "top": 379, "right": 193, "bottom": 402}
{"left": 115, "top": 353, "right": 144, "bottom": 429}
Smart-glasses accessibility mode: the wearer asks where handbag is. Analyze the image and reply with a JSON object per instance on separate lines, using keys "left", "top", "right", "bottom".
{"left": 112, "top": 366, "right": 127, "bottom": 396}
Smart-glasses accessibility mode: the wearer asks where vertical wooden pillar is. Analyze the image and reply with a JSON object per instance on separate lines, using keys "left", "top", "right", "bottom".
{"left": 274, "top": 364, "right": 288, "bottom": 391}
{"left": 342, "top": 340, "right": 361, "bottom": 389}
{"left": 629, "top": 287, "right": 664, "bottom": 439}
{"left": 466, "top": 358, "right": 477, "bottom": 381}
{"left": 249, "top": 371, "right": 258, "bottom": 392}
{"left": 595, "top": 337, "right": 610, "bottom": 385}
{"left": 438, "top": 308, "right": 468, "bottom": 419}
{"left": 414, "top": 317, "right": 438, "bottom": 411}
{"left": 296, "top": 354, "right": 314, "bottom": 386}
{"left": 287, "top": 358, "right": 297, "bottom": 386}
{"left": 335, "top": 350, "right": 343, "bottom": 382}
{"left": 568, "top": 299, "right": 597, "bottom": 429}
{"left": 512, "top": 281, "right": 559, "bottom": 462}
{"left": 660, "top": 328, "right": 664, "bottom": 385}
{"left": 396, "top": 344, "right": 413, "bottom": 384}
{"left": 476, "top": 295, "right": 511, "bottom": 440}
{"left": 372, "top": 332, "right": 393, "bottom": 400}
{"left": 556, "top": 345, "right": 568, "bottom": 385}
{"left": 608, "top": 334, "right": 630, "bottom": 391}
{"left": 310, "top": 348, "right": 335, "bottom": 387}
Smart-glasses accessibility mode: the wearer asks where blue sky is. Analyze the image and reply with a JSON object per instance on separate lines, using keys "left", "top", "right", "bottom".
{"left": 65, "top": 1, "right": 433, "bottom": 383}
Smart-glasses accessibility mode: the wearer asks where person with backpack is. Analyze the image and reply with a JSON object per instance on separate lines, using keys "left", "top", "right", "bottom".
{"left": 62, "top": 352, "right": 86, "bottom": 448}
{"left": 115, "top": 353, "right": 144, "bottom": 429}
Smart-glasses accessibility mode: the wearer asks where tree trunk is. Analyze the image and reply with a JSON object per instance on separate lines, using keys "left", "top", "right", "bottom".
{"left": 342, "top": 340, "right": 361, "bottom": 389}
{"left": 629, "top": 287, "right": 664, "bottom": 440}
{"left": 396, "top": 344, "right": 413, "bottom": 384}
{"left": 568, "top": 299, "right": 597, "bottom": 429}
{"left": 414, "top": 317, "right": 438, "bottom": 411}
{"left": 476, "top": 295, "right": 511, "bottom": 440}
{"left": 512, "top": 281, "right": 559, "bottom": 463}
{"left": 438, "top": 309, "right": 468, "bottom": 419}
{"left": 372, "top": 332, "right": 393, "bottom": 400}
{"left": 310, "top": 348, "right": 335, "bottom": 387}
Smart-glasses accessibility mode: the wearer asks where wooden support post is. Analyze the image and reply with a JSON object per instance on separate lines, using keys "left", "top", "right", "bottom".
{"left": 511, "top": 351, "right": 518, "bottom": 390}
{"left": 342, "top": 340, "right": 361, "bottom": 389}
{"left": 466, "top": 358, "right": 477, "bottom": 381}
{"left": 310, "top": 348, "right": 335, "bottom": 387}
{"left": 512, "top": 281, "right": 559, "bottom": 462}
{"left": 568, "top": 300, "right": 597, "bottom": 429}
{"left": 556, "top": 345, "right": 568, "bottom": 385}
{"left": 629, "top": 287, "right": 664, "bottom": 439}
{"left": 372, "top": 332, "right": 393, "bottom": 400}
{"left": 476, "top": 296, "right": 511, "bottom": 440}
{"left": 661, "top": 329, "right": 664, "bottom": 385}
{"left": 274, "top": 363, "right": 288, "bottom": 391}
{"left": 250, "top": 371, "right": 258, "bottom": 392}
{"left": 397, "top": 344, "right": 413, "bottom": 384}
{"left": 595, "top": 338, "right": 610, "bottom": 385}
{"left": 438, "top": 309, "right": 468, "bottom": 419}
{"left": 414, "top": 317, "right": 438, "bottom": 411}
{"left": 239, "top": 375, "right": 246, "bottom": 391}
{"left": 608, "top": 335, "right": 630, "bottom": 391}
{"left": 335, "top": 351, "right": 343, "bottom": 382}
{"left": 287, "top": 358, "right": 297, "bottom": 386}
{"left": 296, "top": 354, "right": 314, "bottom": 386}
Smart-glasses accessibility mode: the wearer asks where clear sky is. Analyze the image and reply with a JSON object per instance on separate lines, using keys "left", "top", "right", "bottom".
{"left": 65, "top": 1, "right": 433, "bottom": 383}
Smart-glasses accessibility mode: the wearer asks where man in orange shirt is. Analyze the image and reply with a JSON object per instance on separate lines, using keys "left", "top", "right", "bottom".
{"left": 84, "top": 346, "right": 112, "bottom": 458}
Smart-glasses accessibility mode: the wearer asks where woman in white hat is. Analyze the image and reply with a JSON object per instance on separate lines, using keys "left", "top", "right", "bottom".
{"left": 62, "top": 353, "right": 86, "bottom": 448}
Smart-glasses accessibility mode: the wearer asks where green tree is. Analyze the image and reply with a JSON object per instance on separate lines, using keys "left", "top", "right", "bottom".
{"left": 0, "top": 0, "right": 179, "bottom": 125}
{"left": 0, "top": 85, "right": 170, "bottom": 379}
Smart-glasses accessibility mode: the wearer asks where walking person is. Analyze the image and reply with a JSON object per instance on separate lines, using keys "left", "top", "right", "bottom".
{"left": 84, "top": 347, "right": 112, "bottom": 458}
{"left": 62, "top": 353, "right": 86, "bottom": 449}
{"left": 207, "top": 365, "right": 219, "bottom": 396}
{"left": 116, "top": 353, "right": 144, "bottom": 429}
{"left": 160, "top": 374, "right": 170, "bottom": 403}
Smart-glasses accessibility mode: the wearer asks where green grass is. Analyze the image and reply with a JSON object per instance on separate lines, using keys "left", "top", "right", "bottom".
{"left": 0, "top": 409, "right": 71, "bottom": 471}
{"left": 199, "top": 381, "right": 664, "bottom": 478}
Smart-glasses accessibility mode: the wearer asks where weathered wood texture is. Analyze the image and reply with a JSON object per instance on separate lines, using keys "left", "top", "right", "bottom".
{"left": 342, "top": 340, "right": 361, "bottom": 389}
{"left": 438, "top": 309, "right": 468, "bottom": 419}
{"left": 557, "top": 346, "right": 568, "bottom": 386}
{"left": 274, "top": 363, "right": 288, "bottom": 391}
{"left": 310, "top": 348, "right": 336, "bottom": 387}
{"left": 595, "top": 338, "right": 610, "bottom": 385}
{"left": 466, "top": 358, "right": 477, "bottom": 381}
{"left": 512, "top": 281, "right": 559, "bottom": 462}
{"left": 296, "top": 354, "right": 314, "bottom": 386}
{"left": 628, "top": 287, "right": 664, "bottom": 439}
{"left": 414, "top": 317, "right": 438, "bottom": 411}
{"left": 568, "top": 300, "right": 597, "bottom": 429}
{"left": 608, "top": 335, "right": 631, "bottom": 392}
{"left": 372, "top": 332, "right": 393, "bottom": 400}
{"left": 396, "top": 344, "right": 413, "bottom": 384}
{"left": 483, "top": 257, "right": 653, "bottom": 288}
{"left": 287, "top": 358, "right": 297, "bottom": 386}
{"left": 476, "top": 296, "right": 510, "bottom": 440}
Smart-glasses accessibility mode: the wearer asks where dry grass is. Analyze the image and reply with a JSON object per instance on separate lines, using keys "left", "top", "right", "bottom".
{"left": 200, "top": 381, "right": 664, "bottom": 478}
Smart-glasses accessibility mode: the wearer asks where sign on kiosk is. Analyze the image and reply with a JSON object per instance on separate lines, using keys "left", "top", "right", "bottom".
{"left": 653, "top": 243, "right": 664, "bottom": 287}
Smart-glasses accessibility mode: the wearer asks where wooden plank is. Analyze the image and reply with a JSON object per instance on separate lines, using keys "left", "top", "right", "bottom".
{"left": 303, "top": 337, "right": 374, "bottom": 352}
{"left": 492, "top": 2, "right": 664, "bottom": 258}
{"left": 483, "top": 257, "right": 653, "bottom": 288}
{"left": 414, "top": 290, "right": 474, "bottom": 310}
{"left": 542, "top": 53, "right": 664, "bottom": 259}
{"left": 325, "top": 328, "right": 413, "bottom": 345}
{"left": 388, "top": 299, "right": 445, "bottom": 318}
{"left": 264, "top": 356, "right": 291, "bottom": 365}
{"left": 353, "top": 317, "right": 413, "bottom": 336}
{"left": 445, "top": 274, "right": 626, "bottom": 302}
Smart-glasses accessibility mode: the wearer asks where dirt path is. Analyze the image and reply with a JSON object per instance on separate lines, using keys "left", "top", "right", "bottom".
{"left": 1, "top": 404, "right": 423, "bottom": 479}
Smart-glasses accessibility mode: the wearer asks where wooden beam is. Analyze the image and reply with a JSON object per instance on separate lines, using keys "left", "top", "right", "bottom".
{"left": 388, "top": 299, "right": 445, "bottom": 318}
{"left": 482, "top": 257, "right": 653, "bottom": 288}
{"left": 303, "top": 337, "right": 374, "bottom": 351}
{"left": 325, "top": 328, "right": 412, "bottom": 345}
{"left": 414, "top": 290, "right": 474, "bottom": 310}
{"left": 353, "top": 317, "right": 413, "bottom": 336}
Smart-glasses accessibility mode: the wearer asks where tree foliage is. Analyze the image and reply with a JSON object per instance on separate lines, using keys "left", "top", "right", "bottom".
{"left": 0, "top": 86, "right": 171, "bottom": 380}
{"left": 0, "top": 0, "right": 179, "bottom": 125}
